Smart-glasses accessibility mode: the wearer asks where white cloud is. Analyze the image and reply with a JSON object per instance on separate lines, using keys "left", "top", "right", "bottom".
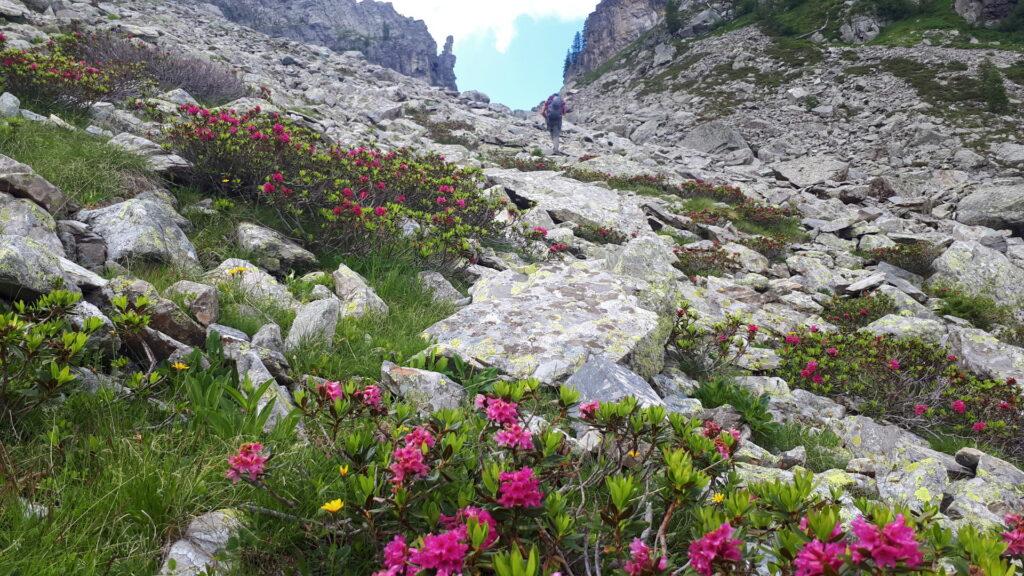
{"left": 382, "top": 0, "right": 598, "bottom": 53}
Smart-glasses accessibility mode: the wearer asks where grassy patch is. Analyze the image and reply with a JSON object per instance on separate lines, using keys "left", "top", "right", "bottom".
{"left": 0, "top": 118, "right": 151, "bottom": 206}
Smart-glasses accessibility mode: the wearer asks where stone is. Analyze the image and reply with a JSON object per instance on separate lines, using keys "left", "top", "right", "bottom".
{"left": 565, "top": 355, "right": 664, "bottom": 408}
{"left": 159, "top": 509, "right": 242, "bottom": 576}
{"left": 157, "top": 88, "right": 199, "bottom": 107}
{"left": 876, "top": 457, "right": 947, "bottom": 512}
{"left": 0, "top": 192, "right": 64, "bottom": 255}
{"left": 0, "top": 0, "right": 30, "bottom": 18}
{"left": 956, "top": 447, "right": 1024, "bottom": 485}
{"left": 332, "top": 263, "right": 388, "bottom": 318}
{"left": 840, "top": 14, "right": 882, "bottom": 43}
{"left": 834, "top": 415, "right": 969, "bottom": 476}
{"left": 381, "top": 361, "right": 465, "bottom": 415}
{"left": 106, "top": 277, "right": 206, "bottom": 347}
{"left": 0, "top": 235, "right": 77, "bottom": 300}
{"left": 235, "top": 222, "right": 317, "bottom": 275}
{"left": 947, "top": 326, "right": 1024, "bottom": 386}
{"left": 205, "top": 259, "right": 299, "bottom": 310}
{"left": 68, "top": 300, "right": 120, "bottom": 355}
{"left": 860, "top": 315, "right": 947, "bottom": 344}
{"left": 207, "top": 324, "right": 249, "bottom": 344}
{"left": 252, "top": 323, "right": 285, "bottom": 355}
{"left": 57, "top": 220, "right": 107, "bottom": 271}
{"left": 956, "top": 181, "right": 1024, "bottom": 234}
{"left": 485, "top": 168, "right": 651, "bottom": 238}
{"left": 424, "top": 261, "right": 667, "bottom": 384}
{"left": 992, "top": 142, "right": 1024, "bottom": 165}
{"left": 772, "top": 156, "right": 850, "bottom": 188}
{"left": 418, "top": 271, "right": 468, "bottom": 306}
{"left": 955, "top": 0, "right": 1021, "bottom": 26}
{"left": 165, "top": 281, "right": 220, "bottom": 326}
{"left": 680, "top": 121, "right": 750, "bottom": 155}
{"left": 0, "top": 92, "right": 19, "bottom": 118}
{"left": 845, "top": 273, "right": 886, "bottom": 294}
{"left": 107, "top": 133, "right": 190, "bottom": 175}
{"left": 76, "top": 198, "right": 199, "bottom": 268}
{"left": 603, "top": 235, "right": 681, "bottom": 314}
{"left": 722, "top": 242, "right": 769, "bottom": 274}
{"left": 946, "top": 477, "right": 1024, "bottom": 529}
{"left": 231, "top": 350, "right": 298, "bottom": 432}
{"left": 930, "top": 240, "right": 1024, "bottom": 305}
{"left": 780, "top": 446, "right": 807, "bottom": 469}
{"left": 0, "top": 154, "right": 76, "bottom": 216}
{"left": 285, "top": 297, "right": 340, "bottom": 351}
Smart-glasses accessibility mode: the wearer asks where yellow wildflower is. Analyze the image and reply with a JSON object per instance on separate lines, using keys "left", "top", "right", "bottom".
{"left": 711, "top": 492, "right": 725, "bottom": 504}
{"left": 627, "top": 449, "right": 640, "bottom": 459}
{"left": 227, "top": 266, "right": 249, "bottom": 277}
{"left": 170, "top": 361, "right": 189, "bottom": 371}
{"left": 320, "top": 499, "right": 344, "bottom": 513}
{"left": 339, "top": 465, "right": 349, "bottom": 477}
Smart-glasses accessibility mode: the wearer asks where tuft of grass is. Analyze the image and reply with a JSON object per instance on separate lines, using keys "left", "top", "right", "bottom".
{"left": 0, "top": 118, "right": 151, "bottom": 206}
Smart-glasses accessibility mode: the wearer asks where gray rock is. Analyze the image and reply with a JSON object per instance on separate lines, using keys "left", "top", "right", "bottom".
{"left": 565, "top": 355, "right": 664, "bottom": 408}
{"left": 424, "top": 261, "right": 668, "bottom": 384}
{"left": 106, "top": 277, "right": 206, "bottom": 347}
{"left": 68, "top": 300, "right": 120, "bottom": 355}
{"left": 231, "top": 350, "right": 298, "bottom": 432}
{"left": 205, "top": 259, "right": 298, "bottom": 310}
{"left": 0, "top": 0, "right": 30, "bottom": 18}
{"left": 957, "top": 181, "right": 1024, "bottom": 234}
{"left": 332, "top": 263, "right": 388, "bottom": 318}
{"left": 845, "top": 273, "right": 886, "bottom": 294}
{"left": 840, "top": 14, "right": 881, "bottom": 43}
{"left": 57, "top": 220, "right": 107, "bottom": 271}
{"left": 861, "top": 315, "right": 946, "bottom": 344}
{"left": 381, "top": 361, "right": 464, "bottom": 415}
{"left": 876, "top": 457, "right": 947, "bottom": 512}
{"left": 604, "top": 235, "right": 682, "bottom": 314}
{"left": 165, "top": 281, "right": 220, "bottom": 326}
{"left": 76, "top": 198, "right": 199, "bottom": 268}
{"left": 930, "top": 240, "right": 1024, "bottom": 305}
{"left": 235, "top": 222, "right": 317, "bottom": 275}
{"left": 0, "top": 154, "right": 76, "bottom": 216}
{"left": 285, "top": 297, "right": 340, "bottom": 351}
{"left": 0, "top": 92, "right": 19, "bottom": 118}
{"left": 0, "top": 235, "right": 77, "bottom": 300}
{"left": 107, "top": 133, "right": 190, "bottom": 175}
{"left": 773, "top": 156, "right": 850, "bottom": 188}
{"left": 252, "top": 323, "right": 285, "bottom": 355}
{"left": 680, "top": 121, "right": 750, "bottom": 155}
{"left": 956, "top": 447, "right": 1024, "bottom": 485}
{"left": 418, "top": 271, "right": 467, "bottom": 306}
{"left": 0, "top": 192, "right": 64, "bottom": 255}
{"left": 946, "top": 477, "right": 1024, "bottom": 529}
{"left": 207, "top": 324, "right": 249, "bottom": 344}
{"left": 159, "top": 509, "right": 242, "bottom": 576}
{"left": 947, "top": 326, "right": 1024, "bottom": 385}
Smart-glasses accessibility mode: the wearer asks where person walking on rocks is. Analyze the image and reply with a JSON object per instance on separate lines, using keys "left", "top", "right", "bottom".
{"left": 541, "top": 93, "right": 571, "bottom": 155}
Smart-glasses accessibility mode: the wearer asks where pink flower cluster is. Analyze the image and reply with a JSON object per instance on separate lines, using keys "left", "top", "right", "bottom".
{"left": 784, "top": 333, "right": 802, "bottom": 346}
{"left": 579, "top": 400, "right": 600, "bottom": 420}
{"left": 353, "top": 384, "right": 383, "bottom": 411}
{"left": 476, "top": 395, "right": 518, "bottom": 426}
{"left": 800, "top": 360, "right": 823, "bottom": 385}
{"left": 850, "top": 515, "right": 922, "bottom": 569}
{"left": 373, "top": 531, "right": 468, "bottom": 576}
{"left": 1005, "top": 514, "right": 1024, "bottom": 557}
{"left": 441, "top": 506, "right": 499, "bottom": 549}
{"left": 497, "top": 467, "right": 544, "bottom": 508}
{"left": 389, "top": 426, "right": 437, "bottom": 486}
{"left": 794, "top": 540, "right": 846, "bottom": 576}
{"left": 494, "top": 424, "right": 533, "bottom": 451}
{"left": 225, "top": 442, "right": 268, "bottom": 484}
{"left": 688, "top": 522, "right": 743, "bottom": 576}
{"left": 623, "top": 539, "right": 667, "bottom": 576}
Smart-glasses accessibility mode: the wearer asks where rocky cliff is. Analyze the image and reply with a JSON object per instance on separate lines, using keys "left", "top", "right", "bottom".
{"left": 207, "top": 0, "right": 457, "bottom": 90}
{"left": 566, "top": 0, "right": 666, "bottom": 78}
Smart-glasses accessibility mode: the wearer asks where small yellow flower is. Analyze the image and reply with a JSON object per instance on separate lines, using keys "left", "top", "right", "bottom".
{"left": 339, "top": 465, "right": 349, "bottom": 477}
{"left": 170, "top": 361, "right": 189, "bottom": 371}
{"left": 227, "top": 266, "right": 249, "bottom": 277}
{"left": 627, "top": 449, "right": 640, "bottom": 459}
{"left": 711, "top": 492, "right": 725, "bottom": 504}
{"left": 222, "top": 178, "right": 230, "bottom": 183}
{"left": 320, "top": 499, "right": 344, "bottom": 513}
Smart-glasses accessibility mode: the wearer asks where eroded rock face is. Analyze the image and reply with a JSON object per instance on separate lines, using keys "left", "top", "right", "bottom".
{"left": 424, "top": 261, "right": 669, "bottom": 384}
{"left": 566, "top": 0, "right": 666, "bottom": 78}
{"left": 208, "top": 0, "right": 457, "bottom": 90}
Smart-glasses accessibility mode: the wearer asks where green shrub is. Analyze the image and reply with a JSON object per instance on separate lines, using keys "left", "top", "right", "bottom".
{"left": 821, "top": 292, "right": 897, "bottom": 331}
{"left": 932, "top": 285, "right": 1013, "bottom": 330}
{"left": 980, "top": 60, "right": 1010, "bottom": 114}
{"left": 666, "top": 0, "right": 683, "bottom": 35}
{"left": 672, "top": 305, "right": 754, "bottom": 379}
{"left": 867, "top": 241, "right": 943, "bottom": 276}
{"left": 673, "top": 243, "right": 740, "bottom": 277}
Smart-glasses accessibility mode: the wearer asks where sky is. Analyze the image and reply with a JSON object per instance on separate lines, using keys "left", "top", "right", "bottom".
{"left": 385, "top": 0, "right": 600, "bottom": 110}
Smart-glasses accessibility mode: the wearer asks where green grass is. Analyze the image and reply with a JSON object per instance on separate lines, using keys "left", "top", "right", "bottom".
{"left": 870, "top": 0, "right": 1024, "bottom": 49}
{"left": 0, "top": 118, "right": 151, "bottom": 207}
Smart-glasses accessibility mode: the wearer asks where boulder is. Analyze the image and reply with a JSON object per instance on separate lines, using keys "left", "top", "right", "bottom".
{"left": 0, "top": 0, "right": 30, "bottom": 19}
{"left": 680, "top": 121, "right": 750, "bottom": 155}
{"left": 252, "top": 323, "right": 286, "bottom": 356}
{"left": 205, "top": 259, "right": 298, "bottom": 310}
{"left": 285, "top": 297, "right": 340, "bottom": 351}
{"left": 230, "top": 350, "right": 298, "bottom": 433}
{"left": 772, "top": 156, "right": 850, "bottom": 188}
{"left": 381, "top": 361, "right": 465, "bottom": 415}
{"left": 0, "top": 192, "right": 64, "bottom": 255}
{"left": 876, "top": 457, "right": 947, "bottom": 512}
{"left": 0, "top": 235, "right": 77, "bottom": 300}
{"left": 332, "top": 263, "right": 388, "bottom": 318}
{"left": 159, "top": 509, "right": 242, "bottom": 576}
{"left": 76, "top": 198, "right": 199, "bottom": 268}
{"left": 946, "top": 477, "right": 1024, "bottom": 529}
{"left": 839, "top": 14, "right": 881, "bottom": 43}
{"left": 418, "top": 271, "right": 467, "bottom": 306}
{"left": 106, "top": 277, "right": 206, "bottom": 347}
{"left": 165, "top": 280, "right": 220, "bottom": 326}
{"left": 57, "top": 220, "right": 107, "bottom": 271}
{"left": 424, "top": 261, "right": 668, "bottom": 384}
{"left": 930, "top": 240, "right": 1024, "bottom": 305}
{"left": 0, "top": 154, "right": 76, "bottom": 216}
{"left": 604, "top": 235, "right": 682, "bottom": 314}
{"left": 956, "top": 181, "right": 1024, "bottom": 234}
{"left": 0, "top": 92, "right": 19, "bottom": 118}
{"left": 947, "top": 326, "right": 1024, "bottom": 385}
{"left": 861, "top": 315, "right": 947, "bottom": 344}
{"left": 485, "top": 168, "right": 651, "bottom": 238}
{"left": 68, "top": 300, "right": 120, "bottom": 355}
{"left": 565, "top": 355, "right": 664, "bottom": 408}
{"left": 107, "top": 133, "right": 190, "bottom": 175}
{"left": 955, "top": 0, "right": 1020, "bottom": 26}
{"left": 235, "top": 222, "right": 317, "bottom": 275}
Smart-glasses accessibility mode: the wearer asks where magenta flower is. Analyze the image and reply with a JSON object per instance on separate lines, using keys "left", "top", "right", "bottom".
{"left": 951, "top": 399, "right": 967, "bottom": 414}
{"left": 850, "top": 515, "right": 922, "bottom": 569}
{"left": 999, "top": 400, "right": 1013, "bottom": 410}
{"left": 436, "top": 196, "right": 447, "bottom": 205}
{"left": 389, "top": 445, "right": 430, "bottom": 486}
{"left": 262, "top": 182, "right": 275, "bottom": 194}
{"left": 913, "top": 404, "right": 928, "bottom": 416}
{"left": 408, "top": 530, "right": 468, "bottom": 576}
{"left": 1005, "top": 514, "right": 1024, "bottom": 556}
{"left": 579, "top": 400, "right": 600, "bottom": 420}
{"left": 318, "top": 380, "right": 343, "bottom": 401}
{"left": 972, "top": 421, "right": 988, "bottom": 432}
{"left": 794, "top": 540, "right": 846, "bottom": 576}
{"left": 497, "top": 467, "right": 544, "bottom": 508}
{"left": 888, "top": 359, "right": 901, "bottom": 371}
{"left": 380, "top": 535, "right": 409, "bottom": 571}
{"left": 624, "top": 538, "right": 667, "bottom": 575}
{"left": 747, "top": 324, "right": 759, "bottom": 335}
{"left": 483, "top": 397, "right": 519, "bottom": 427}
{"left": 495, "top": 424, "right": 534, "bottom": 451}
{"left": 826, "top": 347, "right": 839, "bottom": 357}
{"left": 374, "top": 206, "right": 388, "bottom": 217}
{"left": 226, "top": 442, "right": 268, "bottom": 484}
{"left": 441, "top": 506, "right": 499, "bottom": 548}
{"left": 404, "top": 426, "right": 436, "bottom": 449}
{"left": 355, "top": 385, "right": 383, "bottom": 410}
{"left": 785, "top": 334, "right": 801, "bottom": 345}
{"left": 688, "top": 522, "right": 743, "bottom": 576}
{"left": 455, "top": 199, "right": 467, "bottom": 208}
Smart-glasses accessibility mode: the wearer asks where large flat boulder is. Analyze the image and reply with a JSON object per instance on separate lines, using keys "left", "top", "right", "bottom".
{"left": 0, "top": 235, "right": 78, "bottom": 300}
{"left": 235, "top": 222, "right": 317, "bottom": 275}
{"left": 424, "top": 261, "right": 669, "bottom": 384}
{"left": 485, "top": 168, "right": 651, "bottom": 238}
{"left": 680, "top": 121, "right": 749, "bottom": 155}
{"left": 930, "top": 240, "right": 1024, "bottom": 304}
{"left": 956, "top": 181, "right": 1024, "bottom": 234}
{"left": 0, "top": 154, "right": 77, "bottom": 216}
{"left": 947, "top": 326, "right": 1024, "bottom": 385}
{"left": 772, "top": 156, "right": 850, "bottom": 188}
{"left": 76, "top": 197, "right": 198, "bottom": 268}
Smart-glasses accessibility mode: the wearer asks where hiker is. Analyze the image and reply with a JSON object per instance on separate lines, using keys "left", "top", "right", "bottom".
{"left": 541, "top": 93, "right": 571, "bottom": 155}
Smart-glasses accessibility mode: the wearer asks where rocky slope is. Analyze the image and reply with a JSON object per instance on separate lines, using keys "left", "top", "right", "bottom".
{"left": 2, "top": 0, "right": 1024, "bottom": 573}
{"left": 206, "top": 0, "right": 458, "bottom": 90}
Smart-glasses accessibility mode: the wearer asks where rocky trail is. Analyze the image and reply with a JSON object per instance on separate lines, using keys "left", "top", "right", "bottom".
{"left": 1, "top": 0, "right": 1024, "bottom": 574}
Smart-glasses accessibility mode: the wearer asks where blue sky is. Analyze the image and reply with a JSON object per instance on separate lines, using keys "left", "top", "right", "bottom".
{"left": 385, "top": 1, "right": 598, "bottom": 109}
{"left": 454, "top": 15, "right": 585, "bottom": 110}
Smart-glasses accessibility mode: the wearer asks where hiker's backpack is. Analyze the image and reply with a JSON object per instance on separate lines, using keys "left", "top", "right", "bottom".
{"left": 547, "top": 95, "right": 565, "bottom": 119}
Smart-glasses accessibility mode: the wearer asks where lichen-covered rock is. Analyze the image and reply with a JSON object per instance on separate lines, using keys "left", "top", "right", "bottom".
{"left": 159, "top": 509, "right": 242, "bottom": 576}
{"left": 485, "top": 168, "right": 651, "bottom": 238}
{"left": 332, "top": 263, "right": 388, "bottom": 318}
{"left": 252, "top": 323, "right": 285, "bottom": 355}
{"left": 205, "top": 259, "right": 298, "bottom": 310}
{"left": 956, "top": 181, "right": 1024, "bottom": 234}
{"left": 235, "top": 222, "right": 317, "bottom": 275}
{"left": 231, "top": 349, "right": 298, "bottom": 433}
{"left": 381, "top": 361, "right": 465, "bottom": 415}
{"left": 76, "top": 198, "right": 199, "bottom": 268}
{"left": 930, "top": 240, "right": 1024, "bottom": 305}
{"left": 166, "top": 280, "right": 220, "bottom": 326}
{"left": 834, "top": 415, "right": 970, "bottom": 477}
{"left": 0, "top": 192, "right": 64, "bottom": 255}
{"left": 604, "top": 235, "right": 681, "bottom": 314}
{"left": 565, "top": 355, "right": 664, "bottom": 407}
{"left": 861, "top": 315, "right": 946, "bottom": 344}
{"left": 285, "top": 297, "right": 340, "bottom": 351}
{"left": 946, "top": 477, "right": 1024, "bottom": 529}
{"left": 722, "top": 242, "right": 769, "bottom": 275}
{"left": 418, "top": 271, "right": 468, "bottom": 306}
{"left": 0, "top": 154, "right": 77, "bottom": 216}
{"left": 424, "top": 261, "right": 668, "bottom": 384}
{"left": 0, "top": 235, "right": 78, "bottom": 300}
{"left": 680, "top": 121, "right": 750, "bottom": 155}
{"left": 68, "top": 300, "right": 120, "bottom": 355}
{"left": 108, "top": 132, "right": 190, "bottom": 175}
{"left": 947, "top": 326, "right": 1024, "bottom": 385}
{"left": 876, "top": 457, "right": 947, "bottom": 512}
{"left": 772, "top": 156, "right": 849, "bottom": 188}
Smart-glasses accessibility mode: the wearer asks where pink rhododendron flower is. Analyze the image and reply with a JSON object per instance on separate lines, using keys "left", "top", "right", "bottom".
{"left": 226, "top": 442, "right": 268, "bottom": 484}
{"left": 374, "top": 206, "right": 388, "bottom": 217}
{"left": 440, "top": 506, "right": 499, "bottom": 548}
{"left": 262, "top": 182, "right": 275, "bottom": 194}
{"left": 355, "top": 385, "right": 383, "bottom": 410}
{"left": 389, "top": 445, "right": 430, "bottom": 485}
{"left": 914, "top": 404, "right": 928, "bottom": 416}
{"left": 747, "top": 324, "right": 759, "bottom": 335}
{"left": 795, "top": 540, "right": 846, "bottom": 576}
{"left": 318, "top": 380, "right": 343, "bottom": 401}
{"left": 999, "top": 400, "right": 1013, "bottom": 410}
{"left": 482, "top": 397, "right": 519, "bottom": 427}
{"left": 972, "top": 421, "right": 988, "bottom": 432}
{"left": 785, "top": 334, "right": 801, "bottom": 345}
{"left": 809, "top": 325, "right": 820, "bottom": 333}
{"left": 495, "top": 424, "right": 534, "bottom": 451}
{"left": 436, "top": 196, "right": 447, "bottom": 205}
{"left": 947, "top": 354, "right": 958, "bottom": 362}
{"left": 688, "top": 522, "right": 743, "bottom": 576}
{"left": 455, "top": 199, "right": 467, "bottom": 208}
{"left": 951, "top": 399, "right": 967, "bottom": 414}
{"left": 1004, "top": 515, "right": 1024, "bottom": 556}
{"left": 497, "top": 467, "right": 544, "bottom": 508}
{"left": 623, "top": 538, "right": 667, "bottom": 575}
{"left": 579, "top": 400, "right": 600, "bottom": 420}
{"left": 408, "top": 530, "right": 468, "bottom": 576}
{"left": 826, "top": 347, "right": 839, "bottom": 357}
{"left": 404, "top": 426, "right": 436, "bottom": 449}
{"left": 374, "top": 534, "right": 409, "bottom": 575}
{"left": 850, "top": 515, "right": 922, "bottom": 569}
{"left": 888, "top": 359, "right": 901, "bottom": 371}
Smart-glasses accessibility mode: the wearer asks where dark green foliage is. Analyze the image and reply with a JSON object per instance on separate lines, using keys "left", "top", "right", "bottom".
{"left": 860, "top": 0, "right": 935, "bottom": 20}
{"left": 666, "top": 0, "right": 683, "bottom": 35}
{"left": 821, "top": 292, "right": 897, "bottom": 331}
{"left": 932, "top": 285, "right": 1014, "bottom": 331}
{"left": 979, "top": 60, "right": 1010, "bottom": 113}
{"left": 867, "top": 241, "right": 943, "bottom": 276}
